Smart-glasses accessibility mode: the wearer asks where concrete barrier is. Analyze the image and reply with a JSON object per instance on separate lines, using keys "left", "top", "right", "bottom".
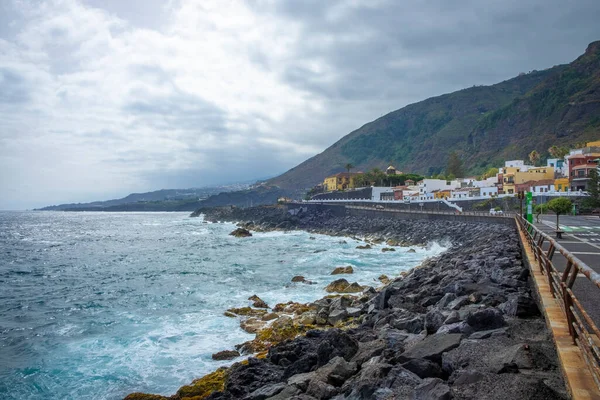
{"left": 286, "top": 202, "right": 516, "bottom": 227}
{"left": 346, "top": 207, "right": 516, "bottom": 227}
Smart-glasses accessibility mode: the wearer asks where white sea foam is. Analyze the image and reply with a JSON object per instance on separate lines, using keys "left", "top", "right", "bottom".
{"left": 0, "top": 212, "right": 449, "bottom": 400}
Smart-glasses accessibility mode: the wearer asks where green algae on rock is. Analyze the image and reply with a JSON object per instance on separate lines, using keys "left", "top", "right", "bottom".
{"left": 229, "top": 227, "right": 252, "bottom": 237}
{"left": 331, "top": 266, "right": 354, "bottom": 275}
{"left": 224, "top": 307, "right": 268, "bottom": 317}
{"left": 175, "top": 367, "right": 228, "bottom": 400}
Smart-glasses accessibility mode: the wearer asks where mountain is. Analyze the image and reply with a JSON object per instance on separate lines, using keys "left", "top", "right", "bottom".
{"left": 269, "top": 41, "right": 600, "bottom": 191}
{"left": 37, "top": 185, "right": 248, "bottom": 211}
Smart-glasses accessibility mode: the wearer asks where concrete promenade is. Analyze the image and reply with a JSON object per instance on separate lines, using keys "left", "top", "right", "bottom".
{"left": 534, "top": 215, "right": 600, "bottom": 326}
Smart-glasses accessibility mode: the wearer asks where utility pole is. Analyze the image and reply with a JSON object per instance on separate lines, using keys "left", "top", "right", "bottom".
{"left": 519, "top": 191, "right": 524, "bottom": 217}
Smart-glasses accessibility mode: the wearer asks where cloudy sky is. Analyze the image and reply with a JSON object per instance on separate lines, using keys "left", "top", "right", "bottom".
{"left": 0, "top": 0, "right": 598, "bottom": 209}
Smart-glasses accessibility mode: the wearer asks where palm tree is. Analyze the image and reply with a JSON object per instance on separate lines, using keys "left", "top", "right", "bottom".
{"left": 529, "top": 150, "right": 540, "bottom": 166}
{"left": 345, "top": 163, "right": 354, "bottom": 188}
{"left": 371, "top": 168, "right": 385, "bottom": 186}
{"left": 548, "top": 145, "right": 569, "bottom": 159}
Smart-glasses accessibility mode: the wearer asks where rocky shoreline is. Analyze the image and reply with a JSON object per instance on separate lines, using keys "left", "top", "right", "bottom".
{"left": 125, "top": 206, "right": 567, "bottom": 400}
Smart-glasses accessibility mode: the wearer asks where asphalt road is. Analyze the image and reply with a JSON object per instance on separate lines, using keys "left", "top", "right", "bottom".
{"left": 535, "top": 215, "right": 600, "bottom": 326}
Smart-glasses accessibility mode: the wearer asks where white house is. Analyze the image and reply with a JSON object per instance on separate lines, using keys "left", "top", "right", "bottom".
{"left": 531, "top": 181, "right": 556, "bottom": 193}
{"left": 504, "top": 160, "right": 526, "bottom": 168}
{"left": 480, "top": 186, "right": 499, "bottom": 197}
{"left": 418, "top": 179, "right": 461, "bottom": 197}
{"left": 546, "top": 158, "right": 565, "bottom": 176}
{"left": 472, "top": 177, "right": 498, "bottom": 188}
{"left": 500, "top": 160, "right": 534, "bottom": 174}
{"left": 371, "top": 187, "right": 394, "bottom": 201}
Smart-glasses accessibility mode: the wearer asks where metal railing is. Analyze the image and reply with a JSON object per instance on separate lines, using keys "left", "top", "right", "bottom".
{"left": 516, "top": 215, "right": 600, "bottom": 388}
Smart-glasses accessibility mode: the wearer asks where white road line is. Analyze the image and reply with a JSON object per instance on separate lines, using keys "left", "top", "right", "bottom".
{"left": 569, "top": 234, "right": 600, "bottom": 251}
{"left": 571, "top": 252, "right": 600, "bottom": 255}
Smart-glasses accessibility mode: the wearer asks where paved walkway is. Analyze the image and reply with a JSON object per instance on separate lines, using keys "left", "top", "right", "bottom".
{"left": 534, "top": 215, "right": 600, "bottom": 325}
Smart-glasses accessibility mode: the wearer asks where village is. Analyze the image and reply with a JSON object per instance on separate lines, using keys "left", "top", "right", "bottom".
{"left": 310, "top": 140, "right": 600, "bottom": 205}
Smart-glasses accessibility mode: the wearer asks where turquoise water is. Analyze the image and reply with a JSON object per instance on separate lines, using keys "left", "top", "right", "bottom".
{"left": 0, "top": 211, "right": 446, "bottom": 399}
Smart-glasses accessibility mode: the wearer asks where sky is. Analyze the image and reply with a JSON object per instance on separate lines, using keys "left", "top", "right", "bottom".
{"left": 0, "top": 0, "right": 599, "bottom": 209}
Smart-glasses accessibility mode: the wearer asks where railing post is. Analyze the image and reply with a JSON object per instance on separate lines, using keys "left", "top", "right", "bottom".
{"left": 564, "top": 287, "right": 578, "bottom": 344}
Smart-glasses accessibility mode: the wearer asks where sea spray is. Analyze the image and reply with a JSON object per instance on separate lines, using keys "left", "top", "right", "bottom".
{"left": 0, "top": 211, "right": 441, "bottom": 399}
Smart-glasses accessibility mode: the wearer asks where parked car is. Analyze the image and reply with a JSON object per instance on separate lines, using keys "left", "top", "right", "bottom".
{"left": 490, "top": 208, "right": 503, "bottom": 215}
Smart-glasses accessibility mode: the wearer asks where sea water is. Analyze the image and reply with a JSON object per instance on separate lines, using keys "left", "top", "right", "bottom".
{"left": 0, "top": 211, "right": 447, "bottom": 399}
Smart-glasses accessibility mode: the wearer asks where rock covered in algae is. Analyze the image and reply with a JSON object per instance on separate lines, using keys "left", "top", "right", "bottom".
{"left": 123, "top": 394, "right": 168, "bottom": 400}
{"left": 224, "top": 307, "right": 268, "bottom": 317}
{"left": 175, "top": 367, "right": 228, "bottom": 399}
{"left": 248, "top": 294, "right": 269, "bottom": 308}
{"left": 325, "top": 278, "right": 365, "bottom": 294}
{"left": 229, "top": 227, "right": 252, "bottom": 237}
{"left": 331, "top": 266, "right": 354, "bottom": 275}
{"left": 211, "top": 350, "right": 240, "bottom": 361}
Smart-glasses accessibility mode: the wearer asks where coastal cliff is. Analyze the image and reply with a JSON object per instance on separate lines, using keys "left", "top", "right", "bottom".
{"left": 126, "top": 206, "right": 566, "bottom": 399}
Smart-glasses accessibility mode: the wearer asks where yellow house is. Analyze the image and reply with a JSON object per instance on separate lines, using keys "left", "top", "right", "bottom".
{"left": 434, "top": 189, "right": 452, "bottom": 199}
{"left": 586, "top": 140, "right": 600, "bottom": 147}
{"left": 323, "top": 173, "right": 359, "bottom": 191}
{"left": 502, "top": 166, "right": 555, "bottom": 194}
{"left": 554, "top": 177, "right": 570, "bottom": 192}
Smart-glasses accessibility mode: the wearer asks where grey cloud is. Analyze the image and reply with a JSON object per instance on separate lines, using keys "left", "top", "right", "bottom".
{"left": 0, "top": 68, "right": 30, "bottom": 104}
{"left": 259, "top": 0, "right": 600, "bottom": 104}
{"left": 123, "top": 89, "right": 229, "bottom": 135}
{"left": 1, "top": 0, "right": 599, "bottom": 210}
{"left": 136, "top": 142, "right": 292, "bottom": 190}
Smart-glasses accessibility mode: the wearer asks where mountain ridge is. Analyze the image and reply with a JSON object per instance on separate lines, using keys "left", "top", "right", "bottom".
{"left": 268, "top": 41, "right": 600, "bottom": 191}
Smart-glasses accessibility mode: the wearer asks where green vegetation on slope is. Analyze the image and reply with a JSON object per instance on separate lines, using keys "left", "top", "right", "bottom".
{"left": 269, "top": 41, "right": 600, "bottom": 190}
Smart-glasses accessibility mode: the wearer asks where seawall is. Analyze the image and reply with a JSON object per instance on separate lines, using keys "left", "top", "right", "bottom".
{"left": 125, "top": 205, "right": 571, "bottom": 399}
{"left": 285, "top": 202, "right": 517, "bottom": 227}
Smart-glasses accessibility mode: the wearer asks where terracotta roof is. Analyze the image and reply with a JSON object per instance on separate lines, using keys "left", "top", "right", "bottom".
{"left": 572, "top": 164, "right": 597, "bottom": 170}
{"left": 518, "top": 179, "right": 554, "bottom": 186}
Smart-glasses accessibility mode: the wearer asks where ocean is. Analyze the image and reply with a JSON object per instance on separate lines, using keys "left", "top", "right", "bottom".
{"left": 0, "top": 211, "right": 446, "bottom": 399}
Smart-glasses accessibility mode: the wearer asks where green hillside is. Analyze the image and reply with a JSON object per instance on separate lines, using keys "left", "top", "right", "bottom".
{"left": 269, "top": 41, "right": 600, "bottom": 191}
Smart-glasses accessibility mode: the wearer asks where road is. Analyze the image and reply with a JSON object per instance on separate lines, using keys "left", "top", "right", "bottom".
{"left": 534, "top": 215, "right": 600, "bottom": 325}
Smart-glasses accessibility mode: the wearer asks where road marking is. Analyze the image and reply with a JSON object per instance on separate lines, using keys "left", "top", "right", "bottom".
{"left": 571, "top": 252, "right": 600, "bottom": 255}
{"left": 569, "top": 234, "right": 600, "bottom": 251}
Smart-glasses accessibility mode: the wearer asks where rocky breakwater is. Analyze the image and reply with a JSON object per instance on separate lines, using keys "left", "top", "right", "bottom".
{"left": 126, "top": 212, "right": 567, "bottom": 400}
{"left": 193, "top": 205, "right": 498, "bottom": 246}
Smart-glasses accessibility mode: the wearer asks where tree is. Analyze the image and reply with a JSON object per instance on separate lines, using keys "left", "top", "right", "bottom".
{"left": 482, "top": 167, "right": 499, "bottom": 179}
{"left": 587, "top": 168, "right": 600, "bottom": 206}
{"left": 371, "top": 168, "right": 385, "bottom": 186}
{"left": 547, "top": 197, "right": 573, "bottom": 231}
{"left": 345, "top": 163, "right": 354, "bottom": 188}
{"left": 528, "top": 150, "right": 540, "bottom": 166}
{"left": 548, "top": 145, "right": 569, "bottom": 159}
{"left": 446, "top": 152, "right": 464, "bottom": 178}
